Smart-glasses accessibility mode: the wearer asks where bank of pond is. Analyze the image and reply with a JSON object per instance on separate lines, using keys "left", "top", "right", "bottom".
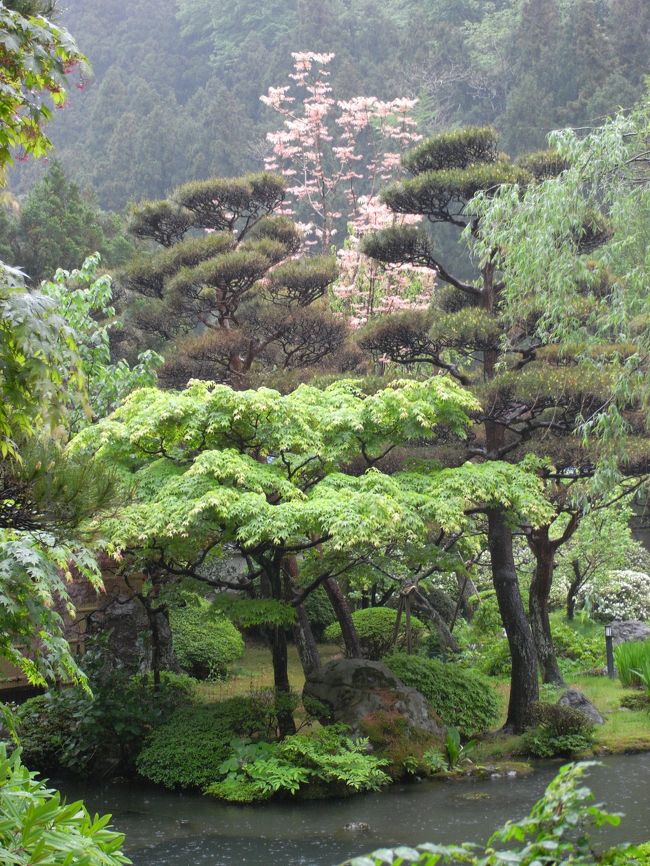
{"left": 56, "top": 754, "right": 650, "bottom": 866}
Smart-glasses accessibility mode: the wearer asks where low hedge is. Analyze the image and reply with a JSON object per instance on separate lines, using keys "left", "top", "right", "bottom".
{"left": 384, "top": 652, "right": 500, "bottom": 736}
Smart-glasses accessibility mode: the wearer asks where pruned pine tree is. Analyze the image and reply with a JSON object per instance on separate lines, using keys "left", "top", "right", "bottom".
{"left": 117, "top": 172, "right": 345, "bottom": 389}
{"left": 71, "top": 376, "right": 551, "bottom": 736}
{"left": 358, "top": 126, "right": 646, "bottom": 726}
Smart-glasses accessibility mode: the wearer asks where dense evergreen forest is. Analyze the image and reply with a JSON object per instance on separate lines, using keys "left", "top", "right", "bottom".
{"left": 7, "top": 0, "right": 650, "bottom": 210}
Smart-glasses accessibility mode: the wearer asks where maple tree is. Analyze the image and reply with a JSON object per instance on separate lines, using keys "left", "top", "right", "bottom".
{"left": 71, "top": 376, "right": 551, "bottom": 736}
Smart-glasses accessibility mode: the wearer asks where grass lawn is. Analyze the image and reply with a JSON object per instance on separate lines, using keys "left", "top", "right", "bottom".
{"left": 195, "top": 642, "right": 341, "bottom": 703}
{"left": 474, "top": 673, "right": 650, "bottom": 761}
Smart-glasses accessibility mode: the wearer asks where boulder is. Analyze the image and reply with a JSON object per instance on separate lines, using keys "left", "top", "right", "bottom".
{"left": 609, "top": 620, "right": 650, "bottom": 648}
{"left": 303, "top": 658, "right": 445, "bottom": 738}
{"left": 557, "top": 688, "right": 604, "bottom": 725}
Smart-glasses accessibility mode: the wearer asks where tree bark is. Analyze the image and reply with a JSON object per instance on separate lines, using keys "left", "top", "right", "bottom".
{"left": 528, "top": 528, "right": 564, "bottom": 685}
{"left": 264, "top": 557, "right": 297, "bottom": 737}
{"left": 456, "top": 572, "right": 478, "bottom": 622}
{"left": 270, "top": 623, "right": 296, "bottom": 737}
{"left": 567, "top": 560, "right": 583, "bottom": 621}
{"left": 487, "top": 508, "right": 539, "bottom": 732}
{"left": 293, "top": 602, "right": 321, "bottom": 677}
{"left": 323, "top": 576, "right": 362, "bottom": 658}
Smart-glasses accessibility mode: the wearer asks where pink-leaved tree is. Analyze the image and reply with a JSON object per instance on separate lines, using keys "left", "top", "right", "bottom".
{"left": 261, "top": 52, "right": 435, "bottom": 328}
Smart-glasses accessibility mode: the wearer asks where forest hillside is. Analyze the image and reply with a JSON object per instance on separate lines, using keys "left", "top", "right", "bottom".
{"left": 8, "top": 0, "right": 650, "bottom": 210}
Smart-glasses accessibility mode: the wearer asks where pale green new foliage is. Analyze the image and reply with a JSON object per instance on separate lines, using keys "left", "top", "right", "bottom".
{"left": 70, "top": 377, "right": 552, "bottom": 573}
{"left": 39, "top": 253, "right": 163, "bottom": 431}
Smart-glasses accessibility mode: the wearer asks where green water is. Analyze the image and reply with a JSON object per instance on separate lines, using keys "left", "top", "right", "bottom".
{"left": 58, "top": 754, "right": 650, "bottom": 865}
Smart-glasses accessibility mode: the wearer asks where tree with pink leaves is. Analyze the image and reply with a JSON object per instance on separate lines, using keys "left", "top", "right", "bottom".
{"left": 261, "top": 52, "right": 435, "bottom": 328}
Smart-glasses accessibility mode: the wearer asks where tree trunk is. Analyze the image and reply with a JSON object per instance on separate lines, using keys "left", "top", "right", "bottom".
{"left": 270, "top": 623, "right": 296, "bottom": 737}
{"left": 293, "top": 602, "right": 321, "bottom": 677}
{"left": 528, "top": 530, "right": 564, "bottom": 686}
{"left": 265, "top": 558, "right": 297, "bottom": 737}
{"left": 456, "top": 572, "right": 478, "bottom": 622}
{"left": 487, "top": 509, "right": 539, "bottom": 732}
{"left": 567, "top": 560, "right": 582, "bottom": 621}
{"left": 323, "top": 576, "right": 362, "bottom": 657}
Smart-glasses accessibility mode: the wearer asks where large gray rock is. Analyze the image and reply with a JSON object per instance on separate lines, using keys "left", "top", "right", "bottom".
{"left": 557, "top": 688, "right": 604, "bottom": 725}
{"left": 609, "top": 620, "right": 650, "bottom": 647}
{"left": 303, "top": 658, "right": 445, "bottom": 738}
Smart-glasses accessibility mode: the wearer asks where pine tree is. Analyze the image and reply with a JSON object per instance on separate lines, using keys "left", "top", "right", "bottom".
{"left": 117, "top": 173, "right": 346, "bottom": 389}
{"left": 359, "top": 127, "right": 629, "bottom": 723}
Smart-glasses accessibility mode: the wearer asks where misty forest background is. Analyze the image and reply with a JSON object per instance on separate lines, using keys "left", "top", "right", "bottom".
{"left": 5, "top": 0, "right": 650, "bottom": 237}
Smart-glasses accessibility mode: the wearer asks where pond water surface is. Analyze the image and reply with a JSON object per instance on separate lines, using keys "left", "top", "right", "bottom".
{"left": 58, "top": 754, "right": 650, "bottom": 866}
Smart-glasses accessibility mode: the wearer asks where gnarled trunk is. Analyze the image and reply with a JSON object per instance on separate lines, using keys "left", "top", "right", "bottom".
{"left": 487, "top": 509, "right": 539, "bottom": 732}
{"left": 323, "top": 576, "right": 362, "bottom": 658}
{"left": 567, "top": 559, "right": 582, "bottom": 620}
{"left": 528, "top": 529, "right": 564, "bottom": 685}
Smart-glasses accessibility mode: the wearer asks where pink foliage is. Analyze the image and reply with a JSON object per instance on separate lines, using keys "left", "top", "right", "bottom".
{"left": 261, "top": 52, "right": 435, "bottom": 329}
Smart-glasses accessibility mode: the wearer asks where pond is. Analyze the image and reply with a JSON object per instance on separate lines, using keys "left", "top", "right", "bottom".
{"left": 57, "top": 754, "right": 650, "bottom": 866}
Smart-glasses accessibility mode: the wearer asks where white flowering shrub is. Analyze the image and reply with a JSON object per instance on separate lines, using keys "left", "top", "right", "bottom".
{"left": 581, "top": 570, "right": 650, "bottom": 623}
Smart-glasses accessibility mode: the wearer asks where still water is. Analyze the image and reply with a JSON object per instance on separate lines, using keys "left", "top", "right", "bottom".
{"left": 58, "top": 754, "right": 650, "bottom": 866}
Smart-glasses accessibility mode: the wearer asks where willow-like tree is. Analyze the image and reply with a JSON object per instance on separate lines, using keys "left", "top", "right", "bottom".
{"left": 71, "top": 376, "right": 551, "bottom": 736}
{"left": 358, "top": 126, "right": 644, "bottom": 723}
{"left": 116, "top": 172, "right": 346, "bottom": 389}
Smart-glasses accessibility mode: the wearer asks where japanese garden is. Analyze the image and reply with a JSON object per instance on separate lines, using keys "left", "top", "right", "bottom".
{"left": 3, "top": 2, "right": 650, "bottom": 865}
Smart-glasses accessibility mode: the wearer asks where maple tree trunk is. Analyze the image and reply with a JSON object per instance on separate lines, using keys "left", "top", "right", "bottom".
{"left": 266, "top": 560, "right": 297, "bottom": 737}
{"left": 323, "top": 576, "right": 362, "bottom": 658}
{"left": 487, "top": 509, "right": 539, "bottom": 732}
{"left": 456, "top": 572, "right": 478, "bottom": 622}
{"left": 270, "top": 624, "right": 296, "bottom": 737}
{"left": 293, "top": 602, "right": 321, "bottom": 677}
{"left": 567, "top": 560, "right": 582, "bottom": 621}
{"left": 529, "top": 542, "right": 564, "bottom": 686}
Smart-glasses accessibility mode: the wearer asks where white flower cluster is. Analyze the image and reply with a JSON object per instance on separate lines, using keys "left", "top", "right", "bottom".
{"left": 582, "top": 570, "right": 650, "bottom": 622}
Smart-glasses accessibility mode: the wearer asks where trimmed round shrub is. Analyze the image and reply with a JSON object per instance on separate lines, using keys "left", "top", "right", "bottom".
{"left": 324, "top": 607, "right": 426, "bottom": 660}
{"left": 170, "top": 597, "right": 244, "bottom": 679}
{"left": 581, "top": 570, "right": 650, "bottom": 623}
{"left": 136, "top": 696, "right": 271, "bottom": 789}
{"left": 385, "top": 653, "right": 500, "bottom": 736}
{"left": 426, "top": 588, "right": 456, "bottom": 625}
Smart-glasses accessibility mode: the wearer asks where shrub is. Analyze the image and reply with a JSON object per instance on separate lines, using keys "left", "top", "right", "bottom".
{"left": 135, "top": 696, "right": 272, "bottom": 789}
{"left": 0, "top": 746, "right": 129, "bottom": 866}
{"left": 582, "top": 569, "right": 650, "bottom": 623}
{"left": 552, "top": 620, "right": 604, "bottom": 673}
{"left": 521, "top": 702, "right": 595, "bottom": 758}
{"left": 324, "top": 607, "right": 426, "bottom": 660}
{"left": 470, "top": 593, "right": 503, "bottom": 636}
{"left": 170, "top": 596, "right": 244, "bottom": 679}
{"left": 205, "top": 726, "right": 390, "bottom": 802}
{"left": 615, "top": 639, "right": 650, "bottom": 688}
{"left": 359, "top": 710, "right": 444, "bottom": 780}
{"left": 303, "top": 587, "right": 336, "bottom": 641}
{"left": 384, "top": 653, "right": 500, "bottom": 736}
{"left": 476, "top": 638, "right": 511, "bottom": 676}
{"left": 17, "top": 666, "right": 195, "bottom": 776}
